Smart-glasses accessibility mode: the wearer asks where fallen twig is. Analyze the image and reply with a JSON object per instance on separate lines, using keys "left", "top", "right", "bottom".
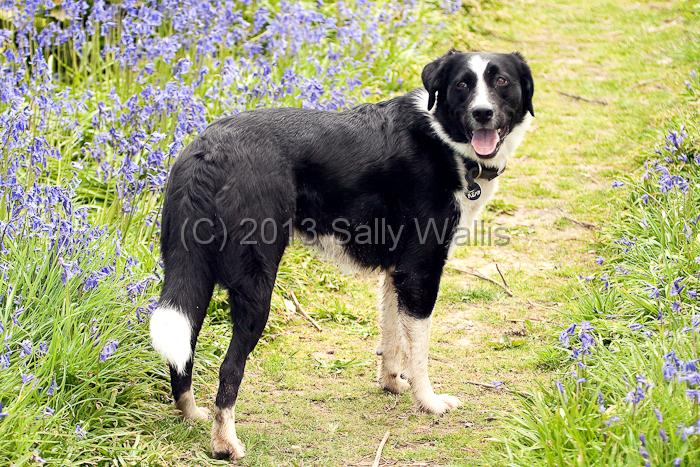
{"left": 556, "top": 209, "right": 597, "bottom": 230}
{"left": 372, "top": 431, "right": 390, "bottom": 467}
{"left": 448, "top": 265, "right": 514, "bottom": 297}
{"left": 290, "top": 291, "right": 322, "bottom": 332}
{"left": 556, "top": 90, "right": 608, "bottom": 105}
{"left": 464, "top": 380, "right": 530, "bottom": 397}
{"left": 494, "top": 263, "right": 511, "bottom": 294}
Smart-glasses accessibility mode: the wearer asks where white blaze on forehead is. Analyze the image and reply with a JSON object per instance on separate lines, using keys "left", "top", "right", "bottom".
{"left": 469, "top": 55, "right": 492, "bottom": 110}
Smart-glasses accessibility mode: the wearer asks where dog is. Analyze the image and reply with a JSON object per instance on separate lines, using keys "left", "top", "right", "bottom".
{"left": 149, "top": 50, "right": 534, "bottom": 459}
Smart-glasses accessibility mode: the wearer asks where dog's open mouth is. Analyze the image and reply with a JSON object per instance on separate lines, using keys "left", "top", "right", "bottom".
{"left": 470, "top": 128, "right": 508, "bottom": 159}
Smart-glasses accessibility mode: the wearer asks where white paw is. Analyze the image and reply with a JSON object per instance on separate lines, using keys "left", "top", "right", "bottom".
{"left": 418, "top": 393, "right": 462, "bottom": 415}
{"left": 182, "top": 405, "right": 210, "bottom": 422}
{"left": 380, "top": 373, "right": 411, "bottom": 394}
{"left": 212, "top": 433, "right": 246, "bottom": 460}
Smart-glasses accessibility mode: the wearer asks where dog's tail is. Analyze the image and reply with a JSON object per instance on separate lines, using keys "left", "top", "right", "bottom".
{"left": 150, "top": 137, "right": 219, "bottom": 375}
{"left": 150, "top": 304, "right": 193, "bottom": 375}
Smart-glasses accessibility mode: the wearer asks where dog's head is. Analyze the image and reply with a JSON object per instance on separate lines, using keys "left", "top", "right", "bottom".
{"left": 422, "top": 50, "right": 534, "bottom": 160}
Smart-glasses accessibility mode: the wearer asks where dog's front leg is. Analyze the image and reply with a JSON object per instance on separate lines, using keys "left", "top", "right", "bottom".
{"left": 378, "top": 270, "right": 410, "bottom": 394}
{"left": 402, "top": 315, "right": 461, "bottom": 414}
{"left": 391, "top": 265, "right": 461, "bottom": 414}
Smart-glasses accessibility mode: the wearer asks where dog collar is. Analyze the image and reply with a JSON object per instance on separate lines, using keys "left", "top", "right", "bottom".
{"left": 462, "top": 159, "right": 505, "bottom": 201}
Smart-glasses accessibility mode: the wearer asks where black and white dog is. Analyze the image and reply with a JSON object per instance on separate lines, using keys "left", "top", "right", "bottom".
{"left": 150, "top": 50, "right": 534, "bottom": 459}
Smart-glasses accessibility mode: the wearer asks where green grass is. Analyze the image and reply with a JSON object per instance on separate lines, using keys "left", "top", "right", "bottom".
{"left": 492, "top": 53, "right": 700, "bottom": 467}
{"left": 2, "top": 0, "right": 700, "bottom": 464}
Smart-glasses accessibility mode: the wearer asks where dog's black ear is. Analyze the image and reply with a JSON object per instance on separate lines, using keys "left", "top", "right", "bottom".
{"left": 512, "top": 51, "right": 534, "bottom": 116}
{"left": 421, "top": 51, "right": 456, "bottom": 111}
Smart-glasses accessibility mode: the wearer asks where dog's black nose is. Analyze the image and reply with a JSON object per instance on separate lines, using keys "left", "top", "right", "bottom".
{"left": 472, "top": 107, "right": 494, "bottom": 123}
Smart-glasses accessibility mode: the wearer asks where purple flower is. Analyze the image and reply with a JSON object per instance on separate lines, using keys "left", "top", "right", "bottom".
{"left": 75, "top": 424, "right": 87, "bottom": 440}
{"left": 46, "top": 377, "right": 57, "bottom": 396}
{"left": 688, "top": 290, "right": 698, "bottom": 299}
{"left": 687, "top": 389, "right": 700, "bottom": 404}
{"left": 678, "top": 420, "right": 700, "bottom": 440}
{"left": 670, "top": 277, "right": 685, "bottom": 296}
{"left": 612, "top": 180, "right": 624, "bottom": 188}
{"left": 99, "top": 339, "right": 119, "bottom": 361}
{"left": 654, "top": 408, "right": 663, "bottom": 423}
{"left": 645, "top": 283, "right": 660, "bottom": 299}
{"left": 555, "top": 380, "right": 565, "bottom": 394}
{"left": 672, "top": 301, "right": 681, "bottom": 312}
{"left": 604, "top": 416, "right": 620, "bottom": 426}
{"left": 597, "top": 392, "right": 606, "bottom": 412}
{"left": 0, "top": 402, "right": 8, "bottom": 418}
{"left": 559, "top": 323, "right": 576, "bottom": 346}
{"left": 30, "top": 451, "right": 45, "bottom": 464}
{"left": 19, "top": 339, "right": 32, "bottom": 358}
{"left": 595, "top": 256, "right": 604, "bottom": 265}
{"left": 21, "top": 373, "right": 35, "bottom": 386}
{"left": 660, "top": 428, "right": 669, "bottom": 443}
{"left": 626, "top": 375, "right": 650, "bottom": 405}
{"left": 42, "top": 406, "right": 54, "bottom": 416}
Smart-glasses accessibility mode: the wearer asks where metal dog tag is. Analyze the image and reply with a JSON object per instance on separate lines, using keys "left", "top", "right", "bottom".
{"left": 465, "top": 181, "right": 481, "bottom": 200}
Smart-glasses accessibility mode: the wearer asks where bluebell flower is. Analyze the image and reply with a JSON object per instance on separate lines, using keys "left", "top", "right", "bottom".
{"left": 46, "top": 377, "right": 57, "bottom": 396}
{"left": 654, "top": 408, "right": 663, "bottom": 422}
{"left": 42, "top": 406, "right": 54, "bottom": 417}
{"left": 99, "top": 339, "right": 119, "bottom": 362}
{"left": 670, "top": 277, "right": 685, "bottom": 296}
{"left": 0, "top": 352, "right": 10, "bottom": 369}
{"left": 595, "top": 256, "right": 604, "bottom": 265}
{"left": 19, "top": 339, "right": 32, "bottom": 358}
{"left": 660, "top": 428, "right": 668, "bottom": 443}
{"left": 672, "top": 301, "right": 681, "bottom": 312}
{"left": 30, "top": 451, "right": 45, "bottom": 464}
{"left": 604, "top": 416, "right": 620, "bottom": 426}
{"left": 559, "top": 323, "right": 576, "bottom": 346}
{"left": 555, "top": 380, "right": 565, "bottom": 394}
{"left": 597, "top": 392, "right": 606, "bottom": 413}
{"left": 678, "top": 419, "right": 700, "bottom": 440}
{"left": 687, "top": 389, "right": 700, "bottom": 404}
{"left": 645, "top": 283, "right": 660, "bottom": 299}
{"left": 612, "top": 180, "right": 624, "bottom": 188}
{"left": 75, "top": 424, "right": 87, "bottom": 440}
{"left": 0, "top": 401, "right": 8, "bottom": 418}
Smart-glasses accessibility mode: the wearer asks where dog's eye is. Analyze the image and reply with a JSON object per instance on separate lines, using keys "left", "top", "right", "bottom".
{"left": 495, "top": 77, "right": 509, "bottom": 87}
{"left": 456, "top": 81, "right": 468, "bottom": 89}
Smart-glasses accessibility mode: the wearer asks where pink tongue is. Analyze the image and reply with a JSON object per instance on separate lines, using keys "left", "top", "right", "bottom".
{"left": 471, "top": 129, "right": 500, "bottom": 156}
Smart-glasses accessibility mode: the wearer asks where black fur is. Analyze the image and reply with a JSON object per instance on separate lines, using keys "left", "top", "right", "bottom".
{"left": 158, "top": 51, "right": 533, "bottom": 458}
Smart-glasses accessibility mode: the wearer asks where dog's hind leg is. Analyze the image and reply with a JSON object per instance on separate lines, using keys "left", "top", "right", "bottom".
{"left": 150, "top": 253, "right": 215, "bottom": 422}
{"left": 378, "top": 270, "right": 410, "bottom": 394}
{"left": 211, "top": 271, "right": 277, "bottom": 460}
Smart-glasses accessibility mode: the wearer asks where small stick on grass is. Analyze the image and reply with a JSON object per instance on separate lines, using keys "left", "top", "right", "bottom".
{"left": 556, "top": 90, "right": 608, "bottom": 105}
{"left": 372, "top": 431, "right": 390, "bottom": 467}
{"left": 494, "top": 262, "right": 512, "bottom": 295}
{"left": 464, "top": 380, "right": 530, "bottom": 397}
{"left": 448, "top": 265, "right": 514, "bottom": 297}
{"left": 290, "top": 291, "right": 322, "bottom": 332}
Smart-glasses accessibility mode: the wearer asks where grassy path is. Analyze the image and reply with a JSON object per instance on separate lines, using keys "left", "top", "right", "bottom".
{"left": 156, "top": 1, "right": 698, "bottom": 464}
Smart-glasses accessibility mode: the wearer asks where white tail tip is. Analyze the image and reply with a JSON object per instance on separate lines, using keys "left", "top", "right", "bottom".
{"left": 149, "top": 305, "right": 192, "bottom": 375}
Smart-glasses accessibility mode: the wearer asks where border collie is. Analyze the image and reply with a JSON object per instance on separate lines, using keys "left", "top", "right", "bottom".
{"left": 150, "top": 50, "right": 534, "bottom": 459}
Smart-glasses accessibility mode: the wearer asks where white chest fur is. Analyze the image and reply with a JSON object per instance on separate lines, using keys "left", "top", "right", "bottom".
{"left": 450, "top": 177, "right": 498, "bottom": 254}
